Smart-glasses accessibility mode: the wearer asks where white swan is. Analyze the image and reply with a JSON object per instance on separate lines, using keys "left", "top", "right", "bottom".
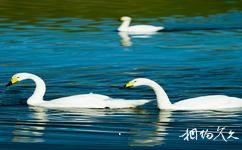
{"left": 5, "top": 73, "right": 149, "bottom": 108}
{"left": 118, "top": 16, "right": 164, "bottom": 33}
{"left": 124, "top": 78, "right": 242, "bottom": 110}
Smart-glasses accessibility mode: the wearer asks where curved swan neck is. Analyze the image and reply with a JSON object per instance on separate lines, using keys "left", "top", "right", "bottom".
{"left": 27, "top": 74, "right": 46, "bottom": 105}
{"left": 118, "top": 19, "right": 131, "bottom": 31}
{"left": 145, "top": 80, "right": 172, "bottom": 109}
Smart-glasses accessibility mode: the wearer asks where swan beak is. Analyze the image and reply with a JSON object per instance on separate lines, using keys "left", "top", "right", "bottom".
{"left": 124, "top": 81, "right": 134, "bottom": 88}
{"left": 5, "top": 81, "right": 12, "bottom": 87}
{"left": 5, "top": 77, "right": 18, "bottom": 87}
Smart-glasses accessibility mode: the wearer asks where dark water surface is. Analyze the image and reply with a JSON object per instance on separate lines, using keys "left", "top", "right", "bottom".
{"left": 0, "top": 0, "right": 242, "bottom": 149}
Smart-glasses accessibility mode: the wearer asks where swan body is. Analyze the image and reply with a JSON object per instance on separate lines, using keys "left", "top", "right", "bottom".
{"left": 124, "top": 78, "right": 242, "bottom": 110}
{"left": 118, "top": 16, "right": 164, "bottom": 33}
{"left": 6, "top": 73, "right": 149, "bottom": 108}
{"left": 172, "top": 95, "right": 242, "bottom": 110}
{"left": 34, "top": 94, "right": 149, "bottom": 109}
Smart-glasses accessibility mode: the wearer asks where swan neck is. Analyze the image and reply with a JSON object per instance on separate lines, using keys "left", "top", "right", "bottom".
{"left": 147, "top": 80, "right": 172, "bottom": 109}
{"left": 118, "top": 19, "right": 131, "bottom": 31}
{"left": 27, "top": 74, "right": 46, "bottom": 105}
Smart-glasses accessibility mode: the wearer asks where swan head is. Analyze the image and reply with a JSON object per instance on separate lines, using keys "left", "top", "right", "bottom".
{"left": 6, "top": 73, "right": 31, "bottom": 87}
{"left": 120, "top": 16, "right": 131, "bottom": 22}
{"left": 124, "top": 78, "right": 152, "bottom": 88}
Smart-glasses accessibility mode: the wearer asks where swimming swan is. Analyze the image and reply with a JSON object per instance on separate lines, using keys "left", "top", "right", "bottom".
{"left": 118, "top": 16, "right": 164, "bottom": 33}
{"left": 124, "top": 78, "right": 242, "bottom": 110}
{"left": 5, "top": 73, "right": 149, "bottom": 108}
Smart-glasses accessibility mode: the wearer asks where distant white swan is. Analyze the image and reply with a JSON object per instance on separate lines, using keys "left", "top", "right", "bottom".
{"left": 124, "top": 78, "right": 242, "bottom": 110}
{"left": 6, "top": 73, "right": 149, "bottom": 108}
{"left": 118, "top": 16, "right": 164, "bottom": 33}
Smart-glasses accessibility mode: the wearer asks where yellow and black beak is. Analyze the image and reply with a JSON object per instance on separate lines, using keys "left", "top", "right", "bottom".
{"left": 5, "top": 76, "right": 18, "bottom": 87}
{"left": 123, "top": 81, "right": 134, "bottom": 88}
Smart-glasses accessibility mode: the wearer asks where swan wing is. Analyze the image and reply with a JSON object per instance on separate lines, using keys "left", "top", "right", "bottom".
{"left": 173, "top": 95, "right": 242, "bottom": 110}
{"left": 128, "top": 25, "right": 164, "bottom": 33}
{"left": 103, "top": 99, "right": 150, "bottom": 108}
{"left": 38, "top": 93, "right": 110, "bottom": 108}
{"left": 37, "top": 93, "right": 150, "bottom": 108}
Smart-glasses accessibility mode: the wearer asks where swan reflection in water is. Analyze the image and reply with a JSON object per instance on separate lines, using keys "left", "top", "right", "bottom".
{"left": 10, "top": 106, "right": 241, "bottom": 146}
{"left": 127, "top": 109, "right": 242, "bottom": 147}
{"left": 11, "top": 107, "right": 111, "bottom": 143}
{"left": 118, "top": 32, "right": 157, "bottom": 47}
{"left": 12, "top": 107, "right": 48, "bottom": 143}
{"left": 12, "top": 107, "right": 241, "bottom": 147}
{"left": 119, "top": 32, "right": 133, "bottom": 46}
{"left": 11, "top": 106, "right": 172, "bottom": 146}
{"left": 128, "top": 110, "right": 172, "bottom": 147}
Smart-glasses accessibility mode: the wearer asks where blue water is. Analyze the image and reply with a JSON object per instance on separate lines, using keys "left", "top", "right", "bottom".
{"left": 0, "top": 0, "right": 242, "bottom": 149}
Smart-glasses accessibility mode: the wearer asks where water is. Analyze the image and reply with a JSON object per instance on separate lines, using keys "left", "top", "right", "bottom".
{"left": 0, "top": 0, "right": 242, "bottom": 149}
